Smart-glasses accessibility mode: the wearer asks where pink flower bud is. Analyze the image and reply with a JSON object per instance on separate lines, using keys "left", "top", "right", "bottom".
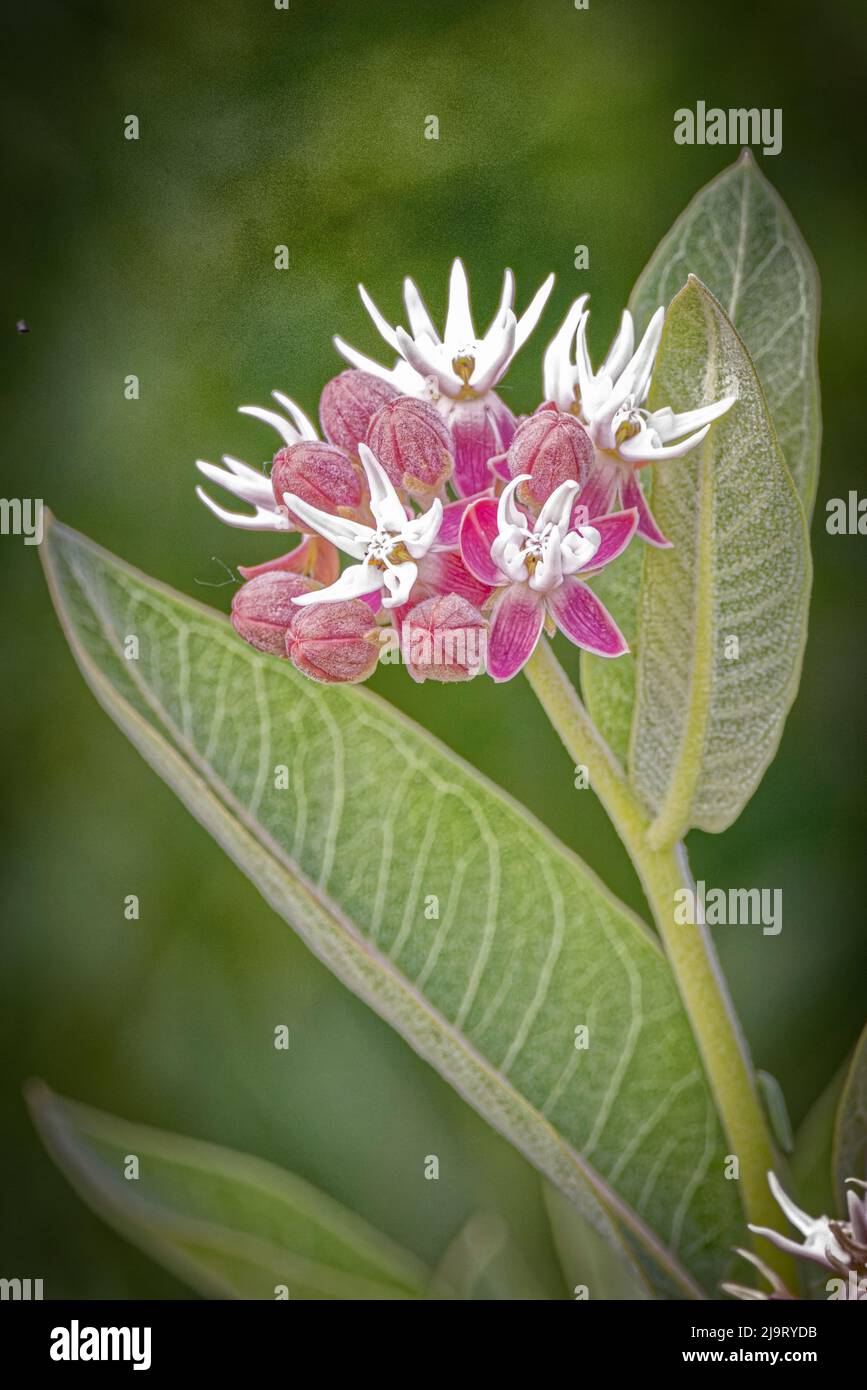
{"left": 319, "top": 370, "right": 399, "bottom": 453}
{"left": 287, "top": 600, "right": 381, "bottom": 684}
{"left": 270, "top": 441, "right": 366, "bottom": 530}
{"left": 366, "top": 396, "right": 454, "bottom": 500}
{"left": 507, "top": 407, "right": 593, "bottom": 511}
{"left": 231, "top": 572, "right": 319, "bottom": 657}
{"left": 401, "top": 593, "right": 486, "bottom": 683}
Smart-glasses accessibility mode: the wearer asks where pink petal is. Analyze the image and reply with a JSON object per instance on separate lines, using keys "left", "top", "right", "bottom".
{"left": 487, "top": 583, "right": 545, "bottom": 682}
{"left": 448, "top": 396, "right": 516, "bottom": 496}
{"left": 574, "top": 464, "right": 619, "bottom": 525}
{"left": 238, "top": 536, "right": 341, "bottom": 586}
{"left": 438, "top": 491, "right": 491, "bottom": 548}
{"left": 547, "top": 576, "right": 628, "bottom": 657}
{"left": 579, "top": 508, "right": 639, "bottom": 574}
{"left": 490, "top": 453, "right": 511, "bottom": 482}
{"left": 416, "top": 548, "right": 494, "bottom": 607}
{"left": 459, "top": 498, "right": 502, "bottom": 586}
{"left": 622, "top": 473, "right": 672, "bottom": 548}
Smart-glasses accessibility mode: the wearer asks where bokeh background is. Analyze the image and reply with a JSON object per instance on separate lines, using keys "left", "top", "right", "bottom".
{"left": 2, "top": 0, "right": 866, "bottom": 1297}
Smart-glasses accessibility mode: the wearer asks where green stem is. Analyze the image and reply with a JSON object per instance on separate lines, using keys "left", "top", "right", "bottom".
{"left": 524, "top": 639, "right": 794, "bottom": 1286}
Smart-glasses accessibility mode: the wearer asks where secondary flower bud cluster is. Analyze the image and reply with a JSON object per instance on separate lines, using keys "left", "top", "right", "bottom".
{"left": 195, "top": 259, "right": 735, "bottom": 685}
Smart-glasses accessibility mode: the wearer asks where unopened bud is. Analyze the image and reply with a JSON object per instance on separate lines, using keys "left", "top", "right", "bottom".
{"left": 319, "top": 370, "right": 399, "bottom": 453}
{"left": 507, "top": 407, "right": 593, "bottom": 511}
{"left": 271, "top": 441, "right": 366, "bottom": 530}
{"left": 287, "top": 599, "right": 381, "bottom": 684}
{"left": 231, "top": 572, "right": 319, "bottom": 657}
{"left": 366, "top": 397, "right": 454, "bottom": 500}
{"left": 401, "top": 593, "right": 486, "bottom": 683}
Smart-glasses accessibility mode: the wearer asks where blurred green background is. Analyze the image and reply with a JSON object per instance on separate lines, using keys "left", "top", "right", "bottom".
{"left": 2, "top": 0, "right": 865, "bottom": 1297}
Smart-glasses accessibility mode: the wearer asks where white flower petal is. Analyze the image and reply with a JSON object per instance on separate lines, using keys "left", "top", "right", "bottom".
{"left": 529, "top": 529, "right": 563, "bottom": 592}
{"left": 618, "top": 422, "right": 712, "bottom": 462}
{"left": 195, "top": 484, "right": 290, "bottom": 532}
{"left": 238, "top": 404, "right": 304, "bottom": 448}
{"left": 331, "top": 335, "right": 411, "bottom": 390}
{"left": 601, "top": 309, "right": 635, "bottom": 381}
{"left": 282, "top": 491, "right": 373, "bottom": 559}
{"left": 647, "top": 396, "right": 736, "bottom": 442}
{"left": 357, "top": 443, "right": 409, "bottom": 532}
{"left": 561, "top": 525, "right": 601, "bottom": 573}
{"left": 402, "top": 496, "right": 443, "bottom": 556}
{"left": 542, "top": 295, "right": 588, "bottom": 407}
{"left": 472, "top": 310, "right": 517, "bottom": 394}
{"left": 485, "top": 267, "right": 515, "bottom": 337}
{"left": 195, "top": 457, "right": 274, "bottom": 509}
{"left": 536, "top": 479, "right": 581, "bottom": 534}
{"left": 444, "top": 257, "right": 475, "bottom": 347}
{"left": 381, "top": 559, "right": 418, "bottom": 608}
{"left": 292, "top": 562, "right": 382, "bottom": 606}
{"left": 497, "top": 475, "right": 530, "bottom": 532}
{"left": 621, "top": 306, "right": 665, "bottom": 404}
{"left": 270, "top": 392, "right": 318, "bottom": 440}
{"left": 514, "top": 271, "right": 555, "bottom": 351}
{"left": 403, "top": 276, "right": 440, "bottom": 341}
{"left": 358, "top": 283, "right": 402, "bottom": 353}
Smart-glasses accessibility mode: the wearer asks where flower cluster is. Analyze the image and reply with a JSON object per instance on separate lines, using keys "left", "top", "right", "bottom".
{"left": 196, "top": 260, "right": 734, "bottom": 684}
{"left": 722, "top": 1171, "right": 867, "bottom": 1301}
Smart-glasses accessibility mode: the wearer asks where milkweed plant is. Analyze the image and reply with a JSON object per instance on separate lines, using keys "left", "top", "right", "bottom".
{"left": 33, "top": 153, "right": 867, "bottom": 1302}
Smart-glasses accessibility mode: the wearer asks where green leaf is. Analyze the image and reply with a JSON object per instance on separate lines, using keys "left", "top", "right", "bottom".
{"left": 542, "top": 1182, "right": 651, "bottom": 1301}
{"left": 757, "top": 1070, "right": 794, "bottom": 1155}
{"left": 41, "top": 515, "right": 746, "bottom": 1296}
{"left": 583, "top": 154, "right": 820, "bottom": 765}
{"left": 631, "top": 151, "right": 821, "bottom": 516}
{"left": 833, "top": 1022, "right": 867, "bottom": 1204}
{"left": 580, "top": 476, "right": 648, "bottom": 768}
{"left": 26, "top": 1082, "right": 430, "bottom": 1300}
{"left": 792, "top": 1063, "right": 848, "bottom": 1218}
{"left": 427, "top": 1212, "right": 548, "bottom": 1300}
{"left": 628, "top": 277, "right": 812, "bottom": 847}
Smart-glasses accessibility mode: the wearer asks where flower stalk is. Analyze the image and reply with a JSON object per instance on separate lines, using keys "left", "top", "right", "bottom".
{"left": 523, "top": 636, "right": 795, "bottom": 1287}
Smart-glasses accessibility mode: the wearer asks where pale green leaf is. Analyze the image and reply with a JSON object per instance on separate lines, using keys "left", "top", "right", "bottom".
{"left": 27, "top": 1082, "right": 429, "bottom": 1300}
{"left": 628, "top": 278, "right": 811, "bottom": 847}
{"left": 427, "top": 1212, "right": 548, "bottom": 1300}
{"left": 791, "top": 1063, "right": 848, "bottom": 1217}
{"left": 757, "top": 1070, "right": 794, "bottom": 1155}
{"left": 542, "top": 1182, "right": 651, "bottom": 1301}
{"left": 41, "top": 516, "right": 746, "bottom": 1296}
{"left": 631, "top": 151, "right": 821, "bottom": 516}
{"left": 833, "top": 1022, "right": 867, "bottom": 1203}
{"left": 580, "top": 476, "right": 649, "bottom": 768}
{"left": 583, "top": 154, "right": 820, "bottom": 765}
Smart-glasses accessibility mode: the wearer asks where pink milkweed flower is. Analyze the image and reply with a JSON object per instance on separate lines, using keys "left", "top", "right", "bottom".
{"left": 284, "top": 443, "right": 443, "bottom": 610}
{"left": 722, "top": 1171, "right": 867, "bottom": 1302}
{"left": 333, "top": 259, "right": 555, "bottom": 496}
{"left": 460, "top": 475, "right": 637, "bottom": 681}
{"left": 543, "top": 297, "right": 735, "bottom": 546}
